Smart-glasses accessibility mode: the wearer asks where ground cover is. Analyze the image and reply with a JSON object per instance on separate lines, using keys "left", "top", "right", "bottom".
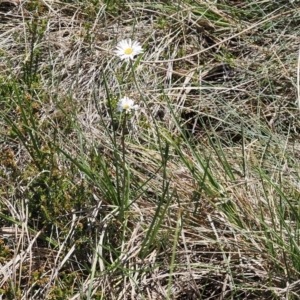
{"left": 1, "top": 0, "right": 300, "bottom": 299}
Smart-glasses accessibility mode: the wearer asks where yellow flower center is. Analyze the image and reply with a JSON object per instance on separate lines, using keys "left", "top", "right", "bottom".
{"left": 124, "top": 48, "right": 133, "bottom": 55}
{"left": 123, "top": 103, "right": 130, "bottom": 109}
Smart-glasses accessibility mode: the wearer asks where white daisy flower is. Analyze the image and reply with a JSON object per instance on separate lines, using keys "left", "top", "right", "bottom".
{"left": 117, "top": 97, "right": 139, "bottom": 113}
{"left": 114, "top": 39, "right": 143, "bottom": 61}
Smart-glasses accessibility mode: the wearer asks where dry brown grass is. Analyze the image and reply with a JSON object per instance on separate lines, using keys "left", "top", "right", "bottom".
{"left": 1, "top": 0, "right": 300, "bottom": 299}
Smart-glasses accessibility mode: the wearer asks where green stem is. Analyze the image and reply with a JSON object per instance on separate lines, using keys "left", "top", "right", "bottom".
{"left": 120, "top": 112, "right": 127, "bottom": 222}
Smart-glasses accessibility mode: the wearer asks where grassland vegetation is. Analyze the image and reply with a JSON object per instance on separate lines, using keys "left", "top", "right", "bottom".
{"left": 1, "top": 0, "right": 300, "bottom": 299}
